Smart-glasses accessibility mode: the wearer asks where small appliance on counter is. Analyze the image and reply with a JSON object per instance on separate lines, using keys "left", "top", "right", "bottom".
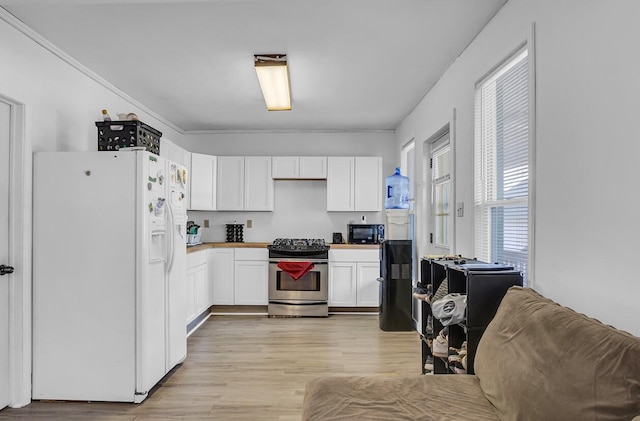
{"left": 226, "top": 223, "right": 244, "bottom": 243}
{"left": 186, "top": 221, "right": 201, "bottom": 246}
{"left": 332, "top": 232, "right": 344, "bottom": 244}
{"left": 347, "top": 223, "right": 385, "bottom": 244}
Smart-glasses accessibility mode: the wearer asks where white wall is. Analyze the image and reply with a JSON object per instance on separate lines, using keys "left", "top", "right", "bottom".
{"left": 0, "top": 11, "right": 186, "bottom": 406}
{"left": 396, "top": 0, "right": 640, "bottom": 336}
{"left": 0, "top": 16, "right": 184, "bottom": 153}
{"left": 179, "top": 132, "right": 396, "bottom": 242}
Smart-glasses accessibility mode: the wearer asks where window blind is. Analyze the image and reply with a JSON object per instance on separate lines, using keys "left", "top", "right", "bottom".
{"left": 474, "top": 48, "right": 529, "bottom": 280}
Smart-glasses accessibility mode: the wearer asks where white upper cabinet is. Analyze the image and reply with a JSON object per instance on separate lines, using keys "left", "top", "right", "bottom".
{"left": 272, "top": 156, "right": 327, "bottom": 179}
{"left": 217, "top": 156, "right": 273, "bottom": 211}
{"left": 327, "top": 157, "right": 355, "bottom": 211}
{"left": 299, "top": 156, "right": 327, "bottom": 179}
{"left": 217, "top": 156, "right": 245, "bottom": 210}
{"left": 327, "top": 156, "right": 381, "bottom": 211}
{"left": 160, "top": 138, "right": 188, "bottom": 166}
{"left": 189, "top": 153, "right": 217, "bottom": 211}
{"left": 272, "top": 156, "right": 299, "bottom": 178}
{"left": 354, "top": 157, "right": 382, "bottom": 211}
{"left": 245, "top": 156, "right": 274, "bottom": 211}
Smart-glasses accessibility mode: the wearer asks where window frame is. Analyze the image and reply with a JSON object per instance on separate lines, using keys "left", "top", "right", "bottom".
{"left": 473, "top": 43, "right": 535, "bottom": 284}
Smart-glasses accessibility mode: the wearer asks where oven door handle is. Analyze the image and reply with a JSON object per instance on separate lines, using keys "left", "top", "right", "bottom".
{"left": 269, "top": 300, "right": 327, "bottom": 306}
{"left": 269, "top": 260, "right": 328, "bottom": 265}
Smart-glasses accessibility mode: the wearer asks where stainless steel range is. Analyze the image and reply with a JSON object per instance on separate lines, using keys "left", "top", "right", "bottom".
{"left": 268, "top": 238, "right": 329, "bottom": 317}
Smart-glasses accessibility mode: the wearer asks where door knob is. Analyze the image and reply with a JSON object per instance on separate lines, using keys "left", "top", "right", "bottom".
{"left": 0, "top": 265, "right": 14, "bottom": 276}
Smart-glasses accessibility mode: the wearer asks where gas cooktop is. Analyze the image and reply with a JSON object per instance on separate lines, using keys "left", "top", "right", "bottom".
{"left": 268, "top": 238, "right": 330, "bottom": 252}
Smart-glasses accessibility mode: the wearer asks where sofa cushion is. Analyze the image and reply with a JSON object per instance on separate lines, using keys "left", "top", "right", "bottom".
{"left": 475, "top": 286, "right": 640, "bottom": 421}
{"left": 302, "top": 375, "right": 499, "bottom": 420}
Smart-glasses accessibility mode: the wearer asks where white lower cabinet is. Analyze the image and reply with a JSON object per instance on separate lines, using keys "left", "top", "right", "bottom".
{"left": 328, "top": 262, "right": 357, "bottom": 306}
{"left": 194, "top": 265, "right": 209, "bottom": 315}
{"left": 185, "top": 269, "right": 196, "bottom": 322}
{"left": 329, "top": 249, "right": 380, "bottom": 307}
{"left": 234, "top": 248, "right": 268, "bottom": 305}
{"left": 186, "top": 250, "right": 209, "bottom": 323}
{"left": 356, "top": 262, "right": 381, "bottom": 306}
{"left": 208, "top": 247, "right": 268, "bottom": 305}
{"left": 234, "top": 260, "right": 269, "bottom": 305}
{"left": 209, "top": 248, "right": 235, "bottom": 305}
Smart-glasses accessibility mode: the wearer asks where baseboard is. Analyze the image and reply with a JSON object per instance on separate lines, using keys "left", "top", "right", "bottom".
{"left": 329, "top": 307, "right": 379, "bottom": 313}
{"left": 210, "top": 305, "right": 268, "bottom": 315}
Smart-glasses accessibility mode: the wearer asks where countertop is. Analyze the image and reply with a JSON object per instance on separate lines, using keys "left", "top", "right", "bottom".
{"left": 186, "top": 242, "right": 380, "bottom": 253}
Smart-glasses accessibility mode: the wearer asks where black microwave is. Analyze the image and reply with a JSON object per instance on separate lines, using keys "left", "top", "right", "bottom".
{"left": 348, "top": 224, "right": 385, "bottom": 244}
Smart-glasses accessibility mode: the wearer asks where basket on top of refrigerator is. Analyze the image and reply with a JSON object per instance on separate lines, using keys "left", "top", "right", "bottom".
{"left": 95, "top": 120, "right": 162, "bottom": 155}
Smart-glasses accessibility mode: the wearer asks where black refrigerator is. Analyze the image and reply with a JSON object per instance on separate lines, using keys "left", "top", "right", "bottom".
{"left": 379, "top": 240, "right": 413, "bottom": 331}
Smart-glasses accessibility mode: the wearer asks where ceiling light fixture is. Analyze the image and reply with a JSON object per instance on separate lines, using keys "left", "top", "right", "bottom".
{"left": 254, "top": 54, "right": 291, "bottom": 111}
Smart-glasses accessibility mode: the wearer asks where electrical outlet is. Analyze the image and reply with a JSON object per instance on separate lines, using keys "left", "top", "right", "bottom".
{"left": 456, "top": 203, "right": 464, "bottom": 217}
{"left": 247, "top": 219, "right": 253, "bottom": 228}
{"left": 204, "top": 219, "right": 210, "bottom": 228}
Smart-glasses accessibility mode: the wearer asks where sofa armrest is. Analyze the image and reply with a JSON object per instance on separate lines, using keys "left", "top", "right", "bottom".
{"left": 475, "top": 287, "right": 640, "bottom": 421}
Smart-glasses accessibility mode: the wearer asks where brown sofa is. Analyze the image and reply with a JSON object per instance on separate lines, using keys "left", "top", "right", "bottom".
{"left": 302, "top": 287, "right": 640, "bottom": 421}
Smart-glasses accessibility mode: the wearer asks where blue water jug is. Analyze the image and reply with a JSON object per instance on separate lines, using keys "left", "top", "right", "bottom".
{"left": 385, "top": 167, "right": 409, "bottom": 209}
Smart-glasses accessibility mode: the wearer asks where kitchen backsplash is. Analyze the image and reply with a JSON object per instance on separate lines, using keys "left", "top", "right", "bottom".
{"left": 187, "top": 180, "right": 383, "bottom": 243}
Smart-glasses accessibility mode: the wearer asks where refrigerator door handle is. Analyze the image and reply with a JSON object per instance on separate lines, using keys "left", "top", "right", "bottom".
{"left": 166, "top": 200, "right": 175, "bottom": 272}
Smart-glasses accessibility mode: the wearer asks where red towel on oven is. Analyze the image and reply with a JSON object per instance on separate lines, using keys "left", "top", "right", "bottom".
{"left": 277, "top": 261, "right": 315, "bottom": 281}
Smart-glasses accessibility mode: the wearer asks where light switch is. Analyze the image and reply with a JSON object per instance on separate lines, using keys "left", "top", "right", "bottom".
{"left": 456, "top": 202, "right": 464, "bottom": 217}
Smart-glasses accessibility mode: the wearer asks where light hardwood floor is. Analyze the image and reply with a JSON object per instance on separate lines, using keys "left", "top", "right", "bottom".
{"left": 1, "top": 315, "right": 419, "bottom": 420}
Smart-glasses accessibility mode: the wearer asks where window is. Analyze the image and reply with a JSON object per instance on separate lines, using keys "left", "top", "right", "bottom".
{"left": 474, "top": 47, "right": 530, "bottom": 281}
{"left": 432, "top": 140, "right": 451, "bottom": 248}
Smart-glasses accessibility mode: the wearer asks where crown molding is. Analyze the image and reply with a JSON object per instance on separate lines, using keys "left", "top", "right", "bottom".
{"left": 0, "top": 7, "right": 185, "bottom": 135}
{"left": 184, "top": 128, "right": 396, "bottom": 135}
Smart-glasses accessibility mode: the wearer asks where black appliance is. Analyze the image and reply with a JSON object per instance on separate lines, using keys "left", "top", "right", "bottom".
{"left": 332, "top": 232, "right": 344, "bottom": 244}
{"left": 348, "top": 223, "right": 385, "bottom": 244}
{"left": 379, "top": 240, "right": 413, "bottom": 331}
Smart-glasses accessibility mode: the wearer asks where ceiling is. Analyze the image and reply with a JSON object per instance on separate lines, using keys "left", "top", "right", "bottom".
{"left": 2, "top": 0, "right": 506, "bottom": 132}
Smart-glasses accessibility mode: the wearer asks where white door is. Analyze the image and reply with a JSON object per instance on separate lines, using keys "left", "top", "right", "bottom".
{"left": 0, "top": 100, "right": 12, "bottom": 409}
{"left": 429, "top": 134, "right": 452, "bottom": 255}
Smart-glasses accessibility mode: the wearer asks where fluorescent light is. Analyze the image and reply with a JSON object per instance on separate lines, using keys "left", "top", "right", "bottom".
{"left": 254, "top": 54, "right": 291, "bottom": 111}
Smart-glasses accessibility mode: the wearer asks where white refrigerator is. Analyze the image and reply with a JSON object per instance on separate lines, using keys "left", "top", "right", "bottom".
{"left": 33, "top": 150, "right": 187, "bottom": 403}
